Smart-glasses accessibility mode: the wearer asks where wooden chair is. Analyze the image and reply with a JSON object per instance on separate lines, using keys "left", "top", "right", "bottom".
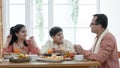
{"left": 118, "top": 52, "right": 120, "bottom": 58}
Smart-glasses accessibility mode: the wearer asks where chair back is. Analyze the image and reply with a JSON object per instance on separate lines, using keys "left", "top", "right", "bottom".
{"left": 118, "top": 52, "right": 120, "bottom": 58}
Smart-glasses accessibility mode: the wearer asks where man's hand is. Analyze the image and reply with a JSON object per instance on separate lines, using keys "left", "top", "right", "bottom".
{"left": 74, "top": 44, "right": 84, "bottom": 55}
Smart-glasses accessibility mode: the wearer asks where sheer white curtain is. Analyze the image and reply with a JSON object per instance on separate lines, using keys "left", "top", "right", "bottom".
{"left": 2, "top": 0, "right": 99, "bottom": 49}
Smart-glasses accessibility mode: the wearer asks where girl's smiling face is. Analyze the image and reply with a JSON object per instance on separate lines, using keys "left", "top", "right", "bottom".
{"left": 15, "top": 27, "right": 27, "bottom": 40}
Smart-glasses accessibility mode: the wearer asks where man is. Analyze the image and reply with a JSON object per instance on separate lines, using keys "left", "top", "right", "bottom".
{"left": 74, "top": 14, "right": 119, "bottom": 68}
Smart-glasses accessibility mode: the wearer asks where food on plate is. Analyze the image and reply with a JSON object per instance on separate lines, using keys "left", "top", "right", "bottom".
{"left": 14, "top": 48, "right": 20, "bottom": 54}
{"left": 43, "top": 54, "right": 63, "bottom": 60}
{"left": 69, "top": 53, "right": 75, "bottom": 58}
{"left": 18, "top": 54, "right": 29, "bottom": 59}
{"left": 47, "top": 49, "right": 53, "bottom": 54}
{"left": 63, "top": 51, "right": 75, "bottom": 60}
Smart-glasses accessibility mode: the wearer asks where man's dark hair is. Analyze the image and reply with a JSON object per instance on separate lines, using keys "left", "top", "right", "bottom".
{"left": 93, "top": 14, "right": 108, "bottom": 29}
{"left": 49, "top": 26, "right": 63, "bottom": 37}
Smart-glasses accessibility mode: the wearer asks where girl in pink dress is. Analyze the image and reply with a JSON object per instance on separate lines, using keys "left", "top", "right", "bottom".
{"left": 3, "top": 24, "right": 40, "bottom": 55}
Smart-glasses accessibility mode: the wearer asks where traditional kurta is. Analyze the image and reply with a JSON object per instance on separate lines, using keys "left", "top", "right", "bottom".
{"left": 83, "top": 32, "right": 119, "bottom": 68}
{"left": 3, "top": 40, "right": 40, "bottom": 55}
{"left": 41, "top": 40, "right": 75, "bottom": 54}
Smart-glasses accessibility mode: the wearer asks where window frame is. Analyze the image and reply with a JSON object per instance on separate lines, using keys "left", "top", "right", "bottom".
{"left": 2, "top": 0, "right": 100, "bottom": 48}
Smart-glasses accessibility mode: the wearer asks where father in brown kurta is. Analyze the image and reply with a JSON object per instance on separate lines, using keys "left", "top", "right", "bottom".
{"left": 74, "top": 14, "right": 119, "bottom": 68}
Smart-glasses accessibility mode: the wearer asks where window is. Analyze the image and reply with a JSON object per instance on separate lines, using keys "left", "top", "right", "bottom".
{"left": 3, "top": 0, "right": 99, "bottom": 49}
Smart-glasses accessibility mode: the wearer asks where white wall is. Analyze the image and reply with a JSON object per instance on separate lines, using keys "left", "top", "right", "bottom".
{"left": 100, "top": 0, "right": 120, "bottom": 51}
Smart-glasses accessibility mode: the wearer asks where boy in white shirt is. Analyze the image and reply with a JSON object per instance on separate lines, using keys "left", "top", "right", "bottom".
{"left": 41, "top": 26, "right": 75, "bottom": 54}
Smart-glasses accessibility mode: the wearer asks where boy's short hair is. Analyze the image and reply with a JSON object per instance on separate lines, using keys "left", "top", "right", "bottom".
{"left": 49, "top": 26, "right": 63, "bottom": 37}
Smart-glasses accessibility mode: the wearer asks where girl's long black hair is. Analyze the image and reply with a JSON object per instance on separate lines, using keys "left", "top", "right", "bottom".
{"left": 9, "top": 24, "right": 28, "bottom": 46}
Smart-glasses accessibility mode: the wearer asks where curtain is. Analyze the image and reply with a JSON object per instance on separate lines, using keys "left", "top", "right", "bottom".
{"left": 0, "top": 0, "right": 3, "bottom": 57}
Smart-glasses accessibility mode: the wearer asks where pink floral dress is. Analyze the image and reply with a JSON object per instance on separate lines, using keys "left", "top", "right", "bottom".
{"left": 3, "top": 40, "right": 40, "bottom": 55}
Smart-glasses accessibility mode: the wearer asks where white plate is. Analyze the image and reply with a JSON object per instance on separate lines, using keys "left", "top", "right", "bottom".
{"left": 0, "top": 59, "right": 3, "bottom": 63}
{"left": 36, "top": 58, "right": 63, "bottom": 62}
{"left": 74, "top": 59, "right": 84, "bottom": 62}
{"left": 64, "top": 58, "right": 72, "bottom": 61}
{"left": 4, "top": 55, "right": 13, "bottom": 59}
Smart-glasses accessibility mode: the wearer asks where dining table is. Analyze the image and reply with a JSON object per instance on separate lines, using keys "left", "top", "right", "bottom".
{"left": 0, "top": 58, "right": 100, "bottom": 68}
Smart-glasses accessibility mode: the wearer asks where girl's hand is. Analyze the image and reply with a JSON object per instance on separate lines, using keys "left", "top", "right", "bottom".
{"left": 29, "top": 36, "right": 34, "bottom": 40}
{"left": 6, "top": 34, "right": 12, "bottom": 42}
{"left": 29, "top": 36, "right": 38, "bottom": 48}
{"left": 3, "top": 34, "right": 12, "bottom": 48}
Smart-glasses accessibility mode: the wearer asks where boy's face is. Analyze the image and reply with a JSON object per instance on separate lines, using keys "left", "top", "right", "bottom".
{"left": 52, "top": 31, "right": 64, "bottom": 43}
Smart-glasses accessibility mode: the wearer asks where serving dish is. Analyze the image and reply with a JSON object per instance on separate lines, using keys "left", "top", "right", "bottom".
{"left": 9, "top": 57, "right": 31, "bottom": 63}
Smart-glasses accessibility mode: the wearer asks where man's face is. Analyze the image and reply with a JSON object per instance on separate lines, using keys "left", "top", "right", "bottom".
{"left": 90, "top": 16, "right": 99, "bottom": 33}
{"left": 52, "top": 31, "right": 64, "bottom": 43}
